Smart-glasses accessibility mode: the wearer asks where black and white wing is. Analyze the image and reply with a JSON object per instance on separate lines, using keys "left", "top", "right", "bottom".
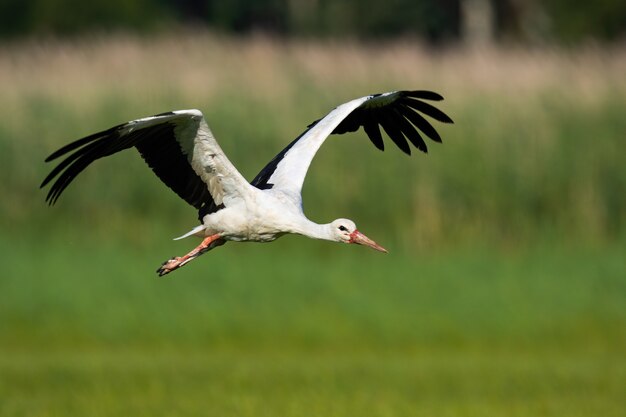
{"left": 41, "top": 110, "right": 251, "bottom": 215}
{"left": 251, "top": 90, "right": 453, "bottom": 197}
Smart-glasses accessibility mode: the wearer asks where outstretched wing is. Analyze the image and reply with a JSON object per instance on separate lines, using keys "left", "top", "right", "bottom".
{"left": 41, "top": 110, "right": 250, "bottom": 217}
{"left": 250, "top": 90, "right": 453, "bottom": 197}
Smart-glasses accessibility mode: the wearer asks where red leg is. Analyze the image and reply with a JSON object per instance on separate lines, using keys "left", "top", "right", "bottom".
{"left": 157, "top": 234, "right": 224, "bottom": 277}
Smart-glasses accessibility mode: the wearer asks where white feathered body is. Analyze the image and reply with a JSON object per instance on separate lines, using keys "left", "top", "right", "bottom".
{"left": 199, "top": 189, "right": 308, "bottom": 242}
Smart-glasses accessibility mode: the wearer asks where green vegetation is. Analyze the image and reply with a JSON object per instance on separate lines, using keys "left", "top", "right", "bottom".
{"left": 2, "top": 236, "right": 625, "bottom": 416}
{"left": 0, "top": 35, "right": 624, "bottom": 416}
{"left": 2, "top": 0, "right": 626, "bottom": 43}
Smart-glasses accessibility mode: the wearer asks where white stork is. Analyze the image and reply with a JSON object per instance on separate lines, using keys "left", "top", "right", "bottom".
{"left": 41, "top": 90, "right": 452, "bottom": 276}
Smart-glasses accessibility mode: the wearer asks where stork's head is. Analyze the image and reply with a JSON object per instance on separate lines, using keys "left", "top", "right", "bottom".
{"left": 330, "top": 218, "right": 388, "bottom": 253}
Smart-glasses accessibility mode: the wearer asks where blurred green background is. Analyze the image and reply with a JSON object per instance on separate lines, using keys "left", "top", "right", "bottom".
{"left": 1, "top": 1, "right": 625, "bottom": 416}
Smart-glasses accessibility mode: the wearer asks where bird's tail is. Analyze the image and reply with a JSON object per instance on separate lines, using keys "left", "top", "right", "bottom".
{"left": 174, "top": 224, "right": 207, "bottom": 240}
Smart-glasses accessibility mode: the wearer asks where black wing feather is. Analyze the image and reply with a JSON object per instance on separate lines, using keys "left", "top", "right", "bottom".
{"left": 133, "top": 124, "right": 212, "bottom": 209}
{"left": 332, "top": 90, "right": 452, "bottom": 154}
{"left": 398, "top": 104, "right": 442, "bottom": 143}
{"left": 391, "top": 107, "right": 428, "bottom": 152}
{"left": 41, "top": 117, "right": 217, "bottom": 212}
{"left": 41, "top": 135, "right": 115, "bottom": 192}
{"left": 44, "top": 130, "right": 135, "bottom": 204}
{"left": 363, "top": 117, "right": 385, "bottom": 151}
{"left": 331, "top": 110, "right": 363, "bottom": 134}
{"left": 378, "top": 109, "right": 411, "bottom": 155}
{"left": 400, "top": 97, "right": 454, "bottom": 124}
{"left": 404, "top": 90, "right": 444, "bottom": 101}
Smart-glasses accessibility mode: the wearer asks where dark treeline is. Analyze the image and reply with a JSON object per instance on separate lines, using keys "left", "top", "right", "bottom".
{"left": 0, "top": 0, "right": 624, "bottom": 43}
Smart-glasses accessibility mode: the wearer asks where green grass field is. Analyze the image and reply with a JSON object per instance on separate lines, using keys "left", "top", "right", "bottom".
{"left": 0, "top": 34, "right": 625, "bottom": 416}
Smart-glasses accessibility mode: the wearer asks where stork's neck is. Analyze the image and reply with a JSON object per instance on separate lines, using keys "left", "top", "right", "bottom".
{"left": 293, "top": 219, "right": 335, "bottom": 242}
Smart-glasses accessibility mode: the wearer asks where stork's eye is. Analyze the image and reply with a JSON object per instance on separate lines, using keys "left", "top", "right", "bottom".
{"left": 338, "top": 225, "right": 348, "bottom": 232}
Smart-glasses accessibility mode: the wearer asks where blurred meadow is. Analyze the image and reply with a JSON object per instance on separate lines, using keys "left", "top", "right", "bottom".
{"left": 1, "top": 32, "right": 625, "bottom": 416}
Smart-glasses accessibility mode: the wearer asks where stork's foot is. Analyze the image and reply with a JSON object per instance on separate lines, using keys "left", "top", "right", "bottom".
{"left": 157, "top": 257, "right": 184, "bottom": 277}
{"left": 155, "top": 233, "right": 224, "bottom": 277}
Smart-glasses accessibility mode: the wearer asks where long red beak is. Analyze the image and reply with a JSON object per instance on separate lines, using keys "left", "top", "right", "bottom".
{"left": 349, "top": 230, "right": 388, "bottom": 253}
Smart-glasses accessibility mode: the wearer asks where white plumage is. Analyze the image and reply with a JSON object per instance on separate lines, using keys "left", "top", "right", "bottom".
{"left": 41, "top": 90, "right": 452, "bottom": 276}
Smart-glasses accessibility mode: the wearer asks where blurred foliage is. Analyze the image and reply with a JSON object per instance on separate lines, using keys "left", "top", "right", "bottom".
{"left": 545, "top": 0, "right": 626, "bottom": 42}
{"left": 0, "top": 0, "right": 624, "bottom": 43}
{"left": 0, "top": 0, "right": 171, "bottom": 34}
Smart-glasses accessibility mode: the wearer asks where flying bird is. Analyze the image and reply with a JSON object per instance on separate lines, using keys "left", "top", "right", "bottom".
{"left": 41, "top": 90, "right": 452, "bottom": 276}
